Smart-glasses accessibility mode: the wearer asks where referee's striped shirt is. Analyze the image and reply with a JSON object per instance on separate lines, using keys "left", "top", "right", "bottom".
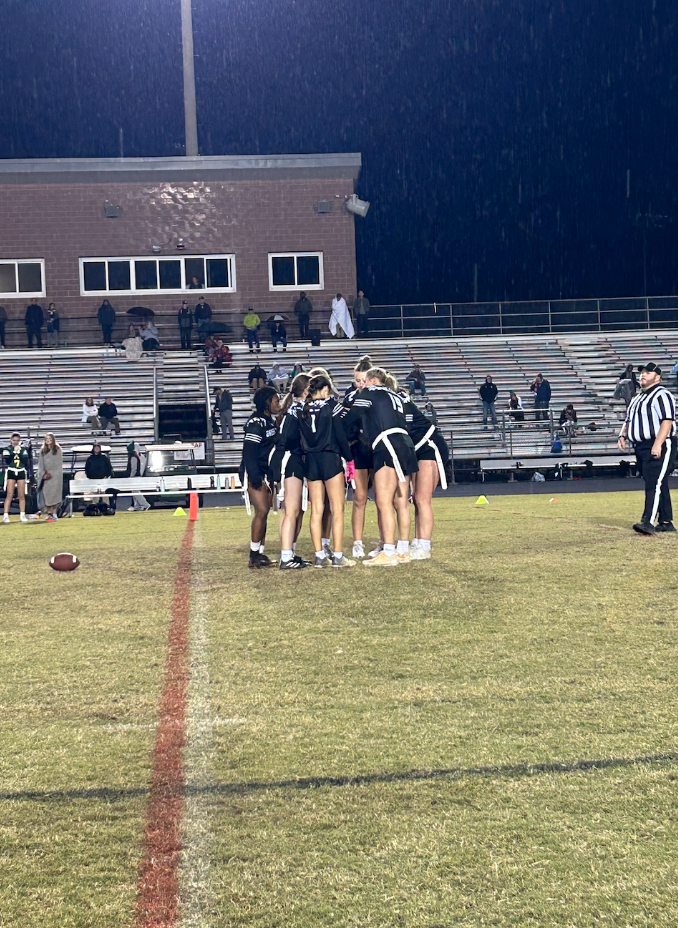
{"left": 625, "top": 384, "right": 677, "bottom": 442}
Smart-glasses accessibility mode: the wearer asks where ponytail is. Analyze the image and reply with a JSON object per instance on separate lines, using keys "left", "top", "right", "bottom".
{"left": 302, "top": 374, "right": 333, "bottom": 418}
{"left": 353, "top": 355, "right": 373, "bottom": 373}
{"left": 277, "top": 373, "right": 311, "bottom": 425}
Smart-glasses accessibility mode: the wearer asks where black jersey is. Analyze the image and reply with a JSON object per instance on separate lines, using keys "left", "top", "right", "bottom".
{"left": 241, "top": 413, "right": 277, "bottom": 487}
{"left": 299, "top": 398, "right": 353, "bottom": 459}
{"left": 278, "top": 401, "right": 304, "bottom": 456}
{"left": 400, "top": 394, "right": 437, "bottom": 445}
{"left": 2, "top": 443, "right": 29, "bottom": 472}
{"left": 342, "top": 385, "right": 408, "bottom": 446}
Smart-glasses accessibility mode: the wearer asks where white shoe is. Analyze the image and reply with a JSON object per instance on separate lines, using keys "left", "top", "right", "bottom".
{"left": 363, "top": 550, "right": 399, "bottom": 567}
{"left": 2, "top": 514, "right": 9, "bottom": 524}
{"left": 352, "top": 542, "right": 365, "bottom": 559}
{"left": 20, "top": 513, "right": 29, "bottom": 523}
{"left": 367, "top": 542, "right": 383, "bottom": 559}
{"left": 396, "top": 550, "right": 411, "bottom": 564}
{"left": 410, "top": 543, "right": 431, "bottom": 560}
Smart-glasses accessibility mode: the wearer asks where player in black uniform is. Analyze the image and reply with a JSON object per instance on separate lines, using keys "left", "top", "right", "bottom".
{"left": 299, "top": 374, "right": 355, "bottom": 568}
{"left": 276, "top": 373, "right": 312, "bottom": 569}
{"left": 3, "top": 433, "right": 30, "bottom": 523}
{"left": 341, "top": 355, "right": 374, "bottom": 559}
{"left": 342, "top": 368, "right": 419, "bottom": 567}
{"left": 240, "top": 386, "right": 280, "bottom": 568}
{"left": 308, "top": 366, "right": 336, "bottom": 556}
{"left": 399, "top": 382, "right": 450, "bottom": 560}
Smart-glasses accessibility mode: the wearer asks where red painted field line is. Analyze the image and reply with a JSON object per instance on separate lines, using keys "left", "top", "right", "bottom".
{"left": 135, "top": 520, "right": 195, "bottom": 928}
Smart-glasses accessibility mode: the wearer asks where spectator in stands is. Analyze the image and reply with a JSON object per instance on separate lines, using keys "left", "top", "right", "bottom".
{"left": 243, "top": 308, "right": 261, "bottom": 352}
{"left": 559, "top": 403, "right": 578, "bottom": 435}
{"left": 122, "top": 325, "right": 143, "bottom": 361}
{"left": 211, "top": 340, "right": 233, "bottom": 369}
{"left": 178, "top": 300, "right": 193, "bottom": 349}
{"left": 289, "top": 362, "right": 305, "bottom": 381}
{"left": 530, "top": 373, "right": 552, "bottom": 423}
{"left": 204, "top": 334, "right": 217, "bottom": 360}
{"left": 0, "top": 304, "right": 6, "bottom": 348}
{"left": 294, "top": 292, "right": 313, "bottom": 340}
{"left": 269, "top": 316, "right": 287, "bottom": 352}
{"left": 248, "top": 362, "right": 268, "bottom": 396}
{"left": 25, "top": 301, "right": 44, "bottom": 348}
{"left": 479, "top": 375, "right": 498, "bottom": 429}
{"left": 98, "top": 397, "right": 121, "bottom": 435}
{"left": 37, "top": 433, "right": 63, "bottom": 521}
{"left": 353, "top": 290, "right": 371, "bottom": 338}
{"left": 268, "top": 361, "right": 288, "bottom": 392}
{"left": 423, "top": 400, "right": 438, "bottom": 426}
{"left": 194, "top": 296, "right": 212, "bottom": 342}
{"left": 85, "top": 443, "right": 113, "bottom": 480}
{"left": 46, "top": 304, "right": 60, "bottom": 348}
{"left": 97, "top": 299, "right": 116, "bottom": 345}
{"left": 125, "top": 441, "right": 150, "bottom": 511}
{"left": 329, "top": 293, "right": 354, "bottom": 339}
{"left": 188, "top": 275, "right": 202, "bottom": 289}
{"left": 214, "top": 387, "right": 235, "bottom": 439}
{"left": 613, "top": 364, "right": 639, "bottom": 408}
{"left": 139, "top": 319, "right": 160, "bottom": 351}
{"left": 508, "top": 391, "right": 525, "bottom": 423}
{"left": 405, "top": 364, "right": 427, "bottom": 397}
{"left": 620, "top": 364, "right": 639, "bottom": 392}
{"left": 82, "top": 397, "right": 101, "bottom": 430}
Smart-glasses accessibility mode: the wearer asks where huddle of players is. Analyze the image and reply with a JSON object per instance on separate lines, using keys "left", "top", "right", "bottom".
{"left": 239, "top": 356, "right": 451, "bottom": 569}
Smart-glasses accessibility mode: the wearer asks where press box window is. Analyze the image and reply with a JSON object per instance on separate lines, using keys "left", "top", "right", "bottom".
{"left": 79, "top": 255, "right": 236, "bottom": 295}
{"left": 268, "top": 253, "right": 323, "bottom": 291}
{"left": 0, "top": 260, "right": 45, "bottom": 298}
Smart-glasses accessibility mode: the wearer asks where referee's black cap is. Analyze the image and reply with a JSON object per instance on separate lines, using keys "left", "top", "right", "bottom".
{"left": 638, "top": 362, "right": 662, "bottom": 375}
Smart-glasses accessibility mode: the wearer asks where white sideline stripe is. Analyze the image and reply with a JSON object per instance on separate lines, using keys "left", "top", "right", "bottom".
{"left": 178, "top": 525, "right": 216, "bottom": 928}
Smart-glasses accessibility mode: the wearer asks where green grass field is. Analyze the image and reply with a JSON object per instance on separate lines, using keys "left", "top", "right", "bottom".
{"left": 2, "top": 492, "right": 678, "bottom": 927}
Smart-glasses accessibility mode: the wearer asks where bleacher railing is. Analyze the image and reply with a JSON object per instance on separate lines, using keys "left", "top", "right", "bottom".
{"left": 366, "top": 296, "right": 678, "bottom": 338}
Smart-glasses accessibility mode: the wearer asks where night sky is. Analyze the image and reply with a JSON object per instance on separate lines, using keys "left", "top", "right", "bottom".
{"left": 1, "top": 0, "right": 677, "bottom": 306}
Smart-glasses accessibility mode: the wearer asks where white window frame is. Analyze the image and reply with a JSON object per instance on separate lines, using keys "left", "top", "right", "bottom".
{"left": 0, "top": 259, "right": 46, "bottom": 299}
{"left": 268, "top": 252, "right": 324, "bottom": 291}
{"left": 78, "top": 254, "right": 237, "bottom": 296}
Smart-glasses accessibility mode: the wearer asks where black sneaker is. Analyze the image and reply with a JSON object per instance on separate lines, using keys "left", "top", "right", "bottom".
{"left": 279, "top": 557, "right": 309, "bottom": 569}
{"left": 657, "top": 522, "right": 676, "bottom": 533}
{"left": 292, "top": 555, "right": 312, "bottom": 567}
{"left": 633, "top": 522, "right": 657, "bottom": 536}
{"left": 249, "top": 551, "right": 273, "bottom": 568}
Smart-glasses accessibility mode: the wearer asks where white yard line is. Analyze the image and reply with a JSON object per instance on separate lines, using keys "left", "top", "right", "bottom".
{"left": 178, "top": 525, "right": 217, "bottom": 928}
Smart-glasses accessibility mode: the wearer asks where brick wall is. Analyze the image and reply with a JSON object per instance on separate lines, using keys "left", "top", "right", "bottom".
{"left": 0, "top": 177, "right": 357, "bottom": 347}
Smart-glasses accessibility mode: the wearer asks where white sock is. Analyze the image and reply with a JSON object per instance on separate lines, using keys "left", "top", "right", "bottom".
{"left": 384, "top": 543, "right": 396, "bottom": 556}
{"left": 354, "top": 539, "right": 364, "bottom": 547}
{"left": 259, "top": 543, "right": 265, "bottom": 554}
{"left": 333, "top": 551, "right": 342, "bottom": 559}
{"left": 316, "top": 549, "right": 327, "bottom": 559}
{"left": 322, "top": 537, "right": 330, "bottom": 549}
{"left": 421, "top": 539, "right": 431, "bottom": 551}
{"left": 412, "top": 537, "right": 419, "bottom": 547}
{"left": 396, "top": 540, "right": 410, "bottom": 554}
{"left": 281, "top": 549, "right": 293, "bottom": 562}
{"left": 250, "top": 541, "right": 260, "bottom": 553}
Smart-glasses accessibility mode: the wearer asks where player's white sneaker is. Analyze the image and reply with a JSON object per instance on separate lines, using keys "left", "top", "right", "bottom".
{"left": 2, "top": 514, "right": 10, "bottom": 524}
{"left": 367, "top": 542, "right": 383, "bottom": 559}
{"left": 352, "top": 541, "right": 365, "bottom": 559}
{"left": 410, "top": 543, "right": 431, "bottom": 560}
{"left": 20, "top": 513, "right": 29, "bottom": 523}
{"left": 363, "top": 550, "right": 398, "bottom": 567}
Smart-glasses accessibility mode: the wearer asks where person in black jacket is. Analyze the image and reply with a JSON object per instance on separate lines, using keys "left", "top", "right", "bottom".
{"left": 293, "top": 292, "right": 313, "bottom": 340}
{"left": 479, "top": 375, "right": 498, "bottom": 428}
{"left": 275, "top": 373, "right": 312, "bottom": 569}
{"left": 84, "top": 443, "right": 113, "bottom": 480}
{"left": 299, "top": 374, "right": 355, "bottom": 568}
{"left": 25, "top": 302, "right": 44, "bottom": 348}
{"left": 240, "top": 386, "right": 280, "bottom": 569}
{"left": 97, "top": 300, "right": 115, "bottom": 345}
{"left": 530, "top": 373, "right": 552, "bottom": 423}
{"left": 194, "top": 297, "right": 212, "bottom": 342}
{"left": 178, "top": 301, "right": 193, "bottom": 349}
{"left": 98, "top": 398, "right": 121, "bottom": 434}
{"left": 269, "top": 317, "right": 287, "bottom": 352}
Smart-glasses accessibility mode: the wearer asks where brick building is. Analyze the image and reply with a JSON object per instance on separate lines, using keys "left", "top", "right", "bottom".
{"left": 0, "top": 153, "right": 361, "bottom": 347}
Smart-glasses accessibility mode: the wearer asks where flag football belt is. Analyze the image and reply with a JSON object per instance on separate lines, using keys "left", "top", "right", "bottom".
{"left": 414, "top": 424, "right": 448, "bottom": 490}
{"left": 372, "top": 428, "right": 409, "bottom": 482}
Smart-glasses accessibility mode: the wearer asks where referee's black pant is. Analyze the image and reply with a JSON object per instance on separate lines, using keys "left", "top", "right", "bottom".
{"left": 636, "top": 437, "right": 677, "bottom": 525}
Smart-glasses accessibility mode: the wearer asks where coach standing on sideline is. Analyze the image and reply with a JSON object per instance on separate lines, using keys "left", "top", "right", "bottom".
{"left": 618, "top": 362, "right": 677, "bottom": 535}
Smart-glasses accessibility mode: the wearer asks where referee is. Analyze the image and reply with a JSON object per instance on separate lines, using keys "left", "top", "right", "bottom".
{"left": 618, "top": 362, "right": 677, "bottom": 535}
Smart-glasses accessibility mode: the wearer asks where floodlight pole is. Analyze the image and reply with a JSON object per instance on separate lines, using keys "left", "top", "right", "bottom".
{"left": 181, "top": 0, "right": 199, "bottom": 156}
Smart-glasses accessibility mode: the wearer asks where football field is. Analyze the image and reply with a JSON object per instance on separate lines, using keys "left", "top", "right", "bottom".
{"left": 1, "top": 492, "right": 678, "bottom": 927}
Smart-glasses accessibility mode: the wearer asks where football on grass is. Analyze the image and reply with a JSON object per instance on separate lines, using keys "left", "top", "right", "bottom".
{"left": 49, "top": 553, "right": 80, "bottom": 572}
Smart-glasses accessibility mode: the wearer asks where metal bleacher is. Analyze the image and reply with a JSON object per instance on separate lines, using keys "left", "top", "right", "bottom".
{"left": 1, "top": 329, "right": 677, "bottom": 475}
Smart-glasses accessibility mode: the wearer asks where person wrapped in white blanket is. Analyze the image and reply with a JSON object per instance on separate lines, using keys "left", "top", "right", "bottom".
{"left": 329, "top": 293, "right": 354, "bottom": 340}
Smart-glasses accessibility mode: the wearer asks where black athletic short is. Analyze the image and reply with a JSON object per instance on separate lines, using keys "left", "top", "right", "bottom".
{"left": 284, "top": 453, "right": 306, "bottom": 481}
{"left": 352, "top": 440, "right": 374, "bottom": 471}
{"left": 373, "top": 434, "right": 419, "bottom": 477}
{"left": 5, "top": 468, "right": 27, "bottom": 481}
{"left": 239, "top": 462, "right": 274, "bottom": 489}
{"left": 415, "top": 441, "right": 437, "bottom": 462}
{"left": 305, "top": 451, "right": 344, "bottom": 483}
